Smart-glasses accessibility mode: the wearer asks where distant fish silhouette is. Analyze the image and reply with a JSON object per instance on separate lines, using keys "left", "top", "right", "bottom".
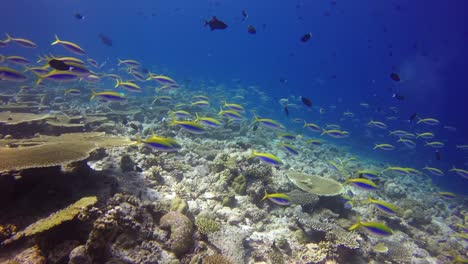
{"left": 301, "top": 33, "right": 312, "bottom": 42}
{"left": 74, "top": 13, "right": 85, "bottom": 20}
{"left": 99, "top": 33, "right": 113, "bottom": 47}
{"left": 247, "top": 25, "right": 256, "bottom": 34}
{"left": 204, "top": 16, "right": 228, "bottom": 31}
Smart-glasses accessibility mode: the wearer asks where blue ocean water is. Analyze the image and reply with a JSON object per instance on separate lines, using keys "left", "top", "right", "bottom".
{"left": 1, "top": 0, "right": 467, "bottom": 193}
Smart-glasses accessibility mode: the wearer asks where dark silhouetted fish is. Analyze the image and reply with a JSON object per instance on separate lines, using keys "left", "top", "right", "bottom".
{"left": 49, "top": 59, "right": 71, "bottom": 71}
{"left": 390, "top": 72, "right": 400, "bottom": 81}
{"left": 242, "top": 10, "right": 248, "bottom": 21}
{"left": 435, "top": 150, "right": 442, "bottom": 161}
{"left": 204, "top": 16, "right": 228, "bottom": 31}
{"left": 408, "top": 112, "right": 418, "bottom": 122}
{"left": 252, "top": 124, "right": 258, "bottom": 131}
{"left": 300, "top": 96, "right": 312, "bottom": 107}
{"left": 301, "top": 33, "right": 312, "bottom": 42}
{"left": 392, "top": 93, "right": 405, "bottom": 100}
{"left": 247, "top": 25, "right": 256, "bottom": 34}
{"left": 284, "top": 106, "right": 289, "bottom": 116}
{"left": 74, "top": 13, "right": 85, "bottom": 20}
{"left": 99, "top": 33, "right": 113, "bottom": 47}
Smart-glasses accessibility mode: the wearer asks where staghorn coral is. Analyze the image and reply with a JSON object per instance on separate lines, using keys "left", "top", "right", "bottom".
{"left": 287, "top": 171, "right": 343, "bottom": 196}
{"left": 0, "top": 132, "right": 134, "bottom": 173}
{"left": 296, "top": 213, "right": 361, "bottom": 250}
{"left": 195, "top": 216, "right": 221, "bottom": 235}
{"left": 202, "top": 254, "right": 233, "bottom": 264}
{"left": 2, "top": 196, "right": 97, "bottom": 245}
{"left": 159, "top": 211, "right": 194, "bottom": 257}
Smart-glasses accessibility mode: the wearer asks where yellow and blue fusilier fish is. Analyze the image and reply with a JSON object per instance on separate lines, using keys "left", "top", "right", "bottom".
{"left": 456, "top": 145, "right": 468, "bottom": 151}
{"left": 397, "top": 138, "right": 416, "bottom": 148}
{"left": 278, "top": 133, "right": 296, "bottom": 141}
{"left": 169, "top": 120, "right": 207, "bottom": 134}
{"left": 416, "top": 132, "right": 435, "bottom": 139}
{"left": 147, "top": 74, "right": 178, "bottom": 86}
{"left": 115, "top": 79, "right": 141, "bottom": 92}
{"left": 4, "top": 33, "right": 37, "bottom": 48}
{"left": 153, "top": 95, "right": 172, "bottom": 104}
{"left": 424, "top": 141, "right": 445, "bottom": 148}
{"left": 349, "top": 216, "right": 393, "bottom": 236}
{"left": 357, "top": 170, "right": 379, "bottom": 180}
{"left": 253, "top": 117, "right": 285, "bottom": 130}
{"left": 64, "top": 88, "right": 81, "bottom": 96}
{"left": 449, "top": 167, "right": 468, "bottom": 179}
{"left": 117, "top": 59, "right": 141, "bottom": 67}
{"left": 0, "top": 67, "right": 28, "bottom": 82}
{"left": 262, "top": 191, "right": 291, "bottom": 206}
{"left": 156, "top": 84, "right": 178, "bottom": 92}
{"left": 305, "top": 139, "right": 323, "bottom": 146}
{"left": 90, "top": 90, "right": 126, "bottom": 102}
{"left": 438, "top": 191, "right": 456, "bottom": 199}
{"left": 218, "top": 108, "right": 243, "bottom": 120}
{"left": 417, "top": 117, "right": 440, "bottom": 126}
{"left": 36, "top": 70, "right": 81, "bottom": 85}
{"left": 367, "top": 120, "right": 388, "bottom": 130}
{"left": 373, "top": 143, "right": 395, "bottom": 151}
{"left": 366, "top": 196, "right": 398, "bottom": 215}
{"left": 248, "top": 150, "right": 283, "bottom": 166}
{"left": 304, "top": 122, "right": 321, "bottom": 133}
{"left": 389, "top": 130, "right": 410, "bottom": 137}
{"left": 5, "top": 55, "right": 30, "bottom": 65}
{"left": 136, "top": 132, "right": 181, "bottom": 152}
{"left": 193, "top": 95, "right": 209, "bottom": 101}
{"left": 169, "top": 110, "right": 191, "bottom": 119}
{"left": 195, "top": 113, "right": 222, "bottom": 128}
{"left": 423, "top": 166, "right": 444, "bottom": 177}
{"left": 87, "top": 58, "right": 99, "bottom": 68}
{"left": 191, "top": 100, "right": 210, "bottom": 107}
{"left": 321, "top": 129, "right": 349, "bottom": 138}
{"left": 345, "top": 178, "right": 378, "bottom": 191}
{"left": 383, "top": 166, "right": 410, "bottom": 176}
{"left": 51, "top": 34, "right": 86, "bottom": 55}
{"left": 223, "top": 101, "right": 244, "bottom": 112}
{"left": 278, "top": 143, "right": 299, "bottom": 155}
{"left": 24, "top": 66, "right": 50, "bottom": 75}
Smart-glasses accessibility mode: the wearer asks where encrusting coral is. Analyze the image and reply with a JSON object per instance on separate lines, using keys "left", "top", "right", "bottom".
{"left": 2, "top": 196, "right": 97, "bottom": 245}
{"left": 159, "top": 211, "right": 194, "bottom": 257}
{"left": 0, "top": 132, "right": 134, "bottom": 173}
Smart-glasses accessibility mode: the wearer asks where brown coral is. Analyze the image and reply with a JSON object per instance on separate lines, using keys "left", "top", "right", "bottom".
{"left": 287, "top": 171, "right": 343, "bottom": 196}
{"left": 0, "top": 111, "right": 51, "bottom": 125}
{"left": 0, "top": 132, "right": 134, "bottom": 173}
{"left": 159, "top": 211, "right": 194, "bottom": 257}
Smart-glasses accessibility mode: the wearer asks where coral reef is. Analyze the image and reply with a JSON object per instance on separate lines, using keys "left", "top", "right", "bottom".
{"left": 2, "top": 196, "right": 97, "bottom": 245}
{"left": 195, "top": 216, "right": 221, "bottom": 235}
{"left": 287, "top": 171, "right": 344, "bottom": 196}
{"left": 159, "top": 211, "right": 194, "bottom": 257}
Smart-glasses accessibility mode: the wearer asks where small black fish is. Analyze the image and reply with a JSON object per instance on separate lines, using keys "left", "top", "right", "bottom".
{"left": 242, "top": 10, "right": 248, "bottom": 21}
{"left": 247, "top": 25, "right": 256, "bottom": 34}
{"left": 301, "top": 33, "right": 312, "bottom": 42}
{"left": 392, "top": 93, "right": 405, "bottom": 100}
{"left": 300, "top": 96, "right": 312, "bottom": 107}
{"left": 284, "top": 106, "right": 289, "bottom": 116}
{"left": 205, "top": 16, "right": 228, "bottom": 31}
{"left": 74, "top": 13, "right": 85, "bottom": 20}
{"left": 390, "top": 72, "right": 400, "bottom": 82}
{"left": 48, "top": 59, "right": 71, "bottom": 71}
{"left": 409, "top": 112, "right": 418, "bottom": 122}
{"left": 122, "top": 118, "right": 128, "bottom": 125}
{"left": 135, "top": 166, "right": 143, "bottom": 172}
{"left": 252, "top": 124, "right": 258, "bottom": 131}
{"left": 435, "top": 150, "right": 442, "bottom": 161}
{"left": 130, "top": 123, "right": 138, "bottom": 130}
{"left": 279, "top": 78, "right": 288, "bottom": 84}
{"left": 99, "top": 33, "right": 113, "bottom": 47}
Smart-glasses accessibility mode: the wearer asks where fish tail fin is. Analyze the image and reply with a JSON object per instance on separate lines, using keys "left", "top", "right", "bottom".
{"left": 247, "top": 149, "right": 257, "bottom": 160}
{"left": 261, "top": 190, "right": 269, "bottom": 201}
{"left": 90, "top": 90, "right": 97, "bottom": 101}
{"left": 195, "top": 113, "right": 200, "bottom": 122}
{"left": 51, "top": 34, "right": 60, "bottom": 45}
{"left": 320, "top": 129, "right": 327, "bottom": 136}
{"left": 348, "top": 216, "right": 361, "bottom": 231}
{"left": 4, "top": 33, "right": 12, "bottom": 42}
{"left": 114, "top": 79, "right": 120, "bottom": 88}
{"left": 35, "top": 74, "right": 44, "bottom": 85}
{"left": 134, "top": 134, "right": 142, "bottom": 145}
{"left": 373, "top": 144, "right": 378, "bottom": 150}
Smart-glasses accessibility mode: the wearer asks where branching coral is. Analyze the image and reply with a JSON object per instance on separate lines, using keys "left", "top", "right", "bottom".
{"left": 2, "top": 196, "right": 97, "bottom": 245}
{"left": 0, "top": 132, "right": 134, "bottom": 173}
{"left": 296, "top": 213, "right": 361, "bottom": 249}
{"left": 195, "top": 216, "right": 220, "bottom": 235}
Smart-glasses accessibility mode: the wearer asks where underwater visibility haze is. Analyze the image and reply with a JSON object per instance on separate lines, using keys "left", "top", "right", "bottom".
{"left": 0, "top": 0, "right": 468, "bottom": 263}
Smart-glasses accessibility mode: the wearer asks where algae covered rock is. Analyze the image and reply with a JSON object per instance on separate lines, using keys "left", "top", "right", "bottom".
{"left": 159, "top": 211, "right": 194, "bottom": 257}
{"left": 231, "top": 175, "right": 247, "bottom": 195}
{"left": 286, "top": 171, "right": 343, "bottom": 196}
{"left": 170, "top": 196, "right": 188, "bottom": 213}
